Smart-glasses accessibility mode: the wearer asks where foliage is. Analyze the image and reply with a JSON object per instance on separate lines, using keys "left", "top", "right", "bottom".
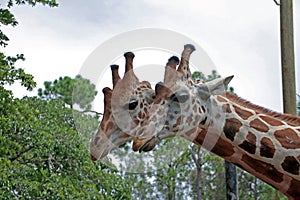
{"left": 0, "top": 49, "right": 36, "bottom": 90}
{"left": 38, "top": 75, "right": 98, "bottom": 110}
{"left": 0, "top": 1, "right": 133, "bottom": 199}
{"left": 5, "top": 0, "right": 58, "bottom": 8}
{"left": 0, "top": 87, "right": 132, "bottom": 199}
{"left": 238, "top": 169, "right": 286, "bottom": 200}
{"left": 192, "top": 69, "right": 220, "bottom": 82}
{"left": 0, "top": 0, "right": 59, "bottom": 90}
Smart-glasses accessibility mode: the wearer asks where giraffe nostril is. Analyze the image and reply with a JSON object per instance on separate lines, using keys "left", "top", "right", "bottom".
{"left": 200, "top": 116, "right": 207, "bottom": 125}
{"left": 90, "top": 154, "right": 97, "bottom": 161}
{"left": 201, "top": 106, "right": 206, "bottom": 113}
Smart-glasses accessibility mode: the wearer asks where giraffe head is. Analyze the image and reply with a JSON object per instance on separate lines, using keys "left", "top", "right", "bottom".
{"left": 90, "top": 52, "right": 155, "bottom": 160}
{"left": 133, "top": 44, "right": 233, "bottom": 151}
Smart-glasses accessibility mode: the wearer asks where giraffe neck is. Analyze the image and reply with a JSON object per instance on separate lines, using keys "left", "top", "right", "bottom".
{"left": 194, "top": 93, "right": 300, "bottom": 199}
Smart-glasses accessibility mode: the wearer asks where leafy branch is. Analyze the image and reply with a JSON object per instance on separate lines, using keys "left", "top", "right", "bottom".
{"left": 9, "top": 146, "right": 35, "bottom": 161}
{"left": 81, "top": 110, "right": 103, "bottom": 115}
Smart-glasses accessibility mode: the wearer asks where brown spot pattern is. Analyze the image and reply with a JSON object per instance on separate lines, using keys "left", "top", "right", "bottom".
{"left": 241, "top": 154, "right": 284, "bottom": 183}
{"left": 169, "top": 115, "right": 174, "bottom": 120}
{"left": 193, "top": 104, "right": 197, "bottom": 113}
{"left": 215, "top": 113, "right": 221, "bottom": 119}
{"left": 249, "top": 118, "right": 269, "bottom": 132}
{"left": 281, "top": 156, "right": 300, "bottom": 175}
{"left": 133, "top": 118, "right": 139, "bottom": 125}
{"left": 210, "top": 137, "right": 235, "bottom": 157}
{"left": 222, "top": 104, "right": 232, "bottom": 113}
{"left": 217, "top": 96, "right": 228, "bottom": 103}
{"left": 187, "top": 115, "right": 193, "bottom": 124}
{"left": 184, "top": 127, "right": 197, "bottom": 137}
{"left": 223, "top": 118, "right": 242, "bottom": 141}
{"left": 286, "top": 179, "right": 300, "bottom": 198}
{"left": 260, "top": 137, "right": 275, "bottom": 158}
{"left": 192, "top": 98, "right": 195, "bottom": 104}
{"left": 105, "top": 121, "right": 114, "bottom": 132}
{"left": 175, "top": 116, "right": 183, "bottom": 127}
{"left": 158, "top": 109, "right": 164, "bottom": 116}
{"left": 212, "top": 99, "right": 218, "bottom": 106}
{"left": 151, "top": 116, "right": 157, "bottom": 122}
{"left": 233, "top": 105, "right": 253, "bottom": 120}
{"left": 138, "top": 111, "right": 142, "bottom": 119}
{"left": 274, "top": 128, "right": 300, "bottom": 149}
{"left": 260, "top": 115, "right": 284, "bottom": 126}
{"left": 238, "top": 132, "right": 256, "bottom": 154}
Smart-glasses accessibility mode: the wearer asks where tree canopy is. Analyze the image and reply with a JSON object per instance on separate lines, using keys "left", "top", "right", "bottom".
{"left": 0, "top": 87, "right": 133, "bottom": 199}
{"left": 0, "top": 1, "right": 132, "bottom": 199}
{"left": 38, "top": 75, "right": 98, "bottom": 110}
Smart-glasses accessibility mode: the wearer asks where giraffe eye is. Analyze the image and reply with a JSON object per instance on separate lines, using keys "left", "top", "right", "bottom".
{"left": 128, "top": 100, "right": 139, "bottom": 110}
{"left": 170, "top": 92, "right": 189, "bottom": 103}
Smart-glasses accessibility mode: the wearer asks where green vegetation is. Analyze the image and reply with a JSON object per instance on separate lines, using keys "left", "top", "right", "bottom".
{"left": 0, "top": 1, "right": 131, "bottom": 199}
{"left": 0, "top": 90, "right": 132, "bottom": 199}
{"left": 38, "top": 75, "right": 97, "bottom": 110}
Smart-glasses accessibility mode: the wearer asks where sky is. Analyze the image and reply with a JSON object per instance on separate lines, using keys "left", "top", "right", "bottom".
{"left": 2, "top": 0, "right": 300, "bottom": 113}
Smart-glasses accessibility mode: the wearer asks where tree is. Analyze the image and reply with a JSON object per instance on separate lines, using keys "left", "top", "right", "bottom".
{"left": 0, "top": 1, "right": 134, "bottom": 199}
{"left": 0, "top": 90, "right": 133, "bottom": 199}
{"left": 0, "top": 0, "right": 58, "bottom": 91}
{"left": 38, "top": 75, "right": 98, "bottom": 110}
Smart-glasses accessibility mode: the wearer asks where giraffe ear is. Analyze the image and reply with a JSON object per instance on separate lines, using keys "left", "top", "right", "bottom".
{"left": 196, "top": 85, "right": 211, "bottom": 100}
{"left": 155, "top": 82, "right": 171, "bottom": 97}
{"left": 206, "top": 75, "right": 234, "bottom": 95}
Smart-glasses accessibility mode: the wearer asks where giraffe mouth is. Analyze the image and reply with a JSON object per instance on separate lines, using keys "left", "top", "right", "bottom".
{"left": 138, "top": 137, "right": 158, "bottom": 153}
{"left": 132, "top": 136, "right": 158, "bottom": 152}
{"left": 90, "top": 145, "right": 110, "bottom": 161}
{"left": 135, "top": 130, "right": 178, "bottom": 152}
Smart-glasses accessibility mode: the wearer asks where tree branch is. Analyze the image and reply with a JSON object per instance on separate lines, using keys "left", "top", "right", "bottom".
{"left": 190, "top": 144, "right": 201, "bottom": 169}
{"left": 81, "top": 110, "right": 103, "bottom": 115}
{"left": 273, "top": 0, "right": 280, "bottom": 6}
{"left": 9, "top": 146, "right": 35, "bottom": 161}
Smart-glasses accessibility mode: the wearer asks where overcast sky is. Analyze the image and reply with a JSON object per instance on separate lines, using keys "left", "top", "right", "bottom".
{"left": 2, "top": 0, "right": 300, "bottom": 113}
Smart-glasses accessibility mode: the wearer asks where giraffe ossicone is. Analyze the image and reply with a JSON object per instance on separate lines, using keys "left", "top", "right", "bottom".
{"left": 90, "top": 52, "right": 156, "bottom": 161}
{"left": 133, "top": 44, "right": 300, "bottom": 199}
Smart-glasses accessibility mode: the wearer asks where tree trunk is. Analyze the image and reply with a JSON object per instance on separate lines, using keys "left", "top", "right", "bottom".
{"left": 253, "top": 177, "right": 258, "bottom": 200}
{"left": 167, "top": 165, "right": 176, "bottom": 200}
{"left": 225, "top": 161, "right": 238, "bottom": 200}
{"left": 191, "top": 145, "right": 202, "bottom": 200}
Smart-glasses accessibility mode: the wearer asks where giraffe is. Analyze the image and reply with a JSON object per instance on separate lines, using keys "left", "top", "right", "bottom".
{"left": 133, "top": 44, "right": 300, "bottom": 199}
{"left": 90, "top": 51, "right": 156, "bottom": 160}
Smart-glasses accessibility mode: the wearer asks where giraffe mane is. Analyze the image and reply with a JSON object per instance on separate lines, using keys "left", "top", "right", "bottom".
{"left": 224, "top": 92, "right": 300, "bottom": 126}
